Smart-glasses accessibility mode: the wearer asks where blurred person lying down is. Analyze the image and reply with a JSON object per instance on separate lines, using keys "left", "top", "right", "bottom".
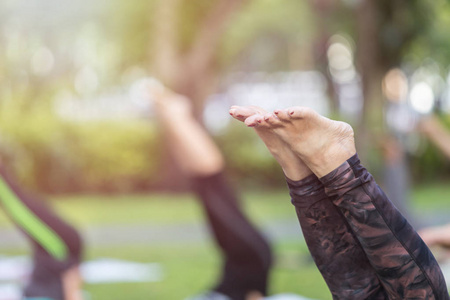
{"left": 0, "top": 164, "right": 84, "bottom": 300}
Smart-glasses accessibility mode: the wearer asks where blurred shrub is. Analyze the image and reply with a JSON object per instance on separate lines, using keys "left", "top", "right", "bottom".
{"left": 0, "top": 104, "right": 161, "bottom": 194}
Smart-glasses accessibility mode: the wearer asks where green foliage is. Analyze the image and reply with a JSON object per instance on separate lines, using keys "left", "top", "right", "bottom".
{"left": 60, "top": 120, "right": 161, "bottom": 192}
{"left": 220, "top": 0, "right": 316, "bottom": 71}
{"left": 3, "top": 0, "right": 450, "bottom": 193}
{"left": 105, "top": 0, "right": 156, "bottom": 67}
{"left": 405, "top": 0, "right": 450, "bottom": 67}
{"left": 375, "top": 0, "right": 433, "bottom": 67}
{"left": 0, "top": 102, "right": 161, "bottom": 193}
{"left": 178, "top": 0, "right": 217, "bottom": 51}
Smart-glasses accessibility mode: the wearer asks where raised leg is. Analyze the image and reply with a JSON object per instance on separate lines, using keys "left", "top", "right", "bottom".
{"left": 240, "top": 105, "right": 449, "bottom": 299}
{"left": 321, "top": 154, "right": 449, "bottom": 299}
{"left": 192, "top": 172, "right": 272, "bottom": 300}
{"left": 149, "top": 87, "right": 272, "bottom": 300}
{"left": 230, "top": 106, "right": 385, "bottom": 299}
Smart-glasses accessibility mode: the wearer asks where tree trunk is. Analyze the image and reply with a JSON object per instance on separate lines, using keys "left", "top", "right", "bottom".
{"left": 175, "top": 0, "right": 248, "bottom": 118}
{"left": 152, "top": 0, "right": 183, "bottom": 87}
{"left": 308, "top": 0, "right": 339, "bottom": 113}
{"left": 354, "top": 0, "right": 385, "bottom": 162}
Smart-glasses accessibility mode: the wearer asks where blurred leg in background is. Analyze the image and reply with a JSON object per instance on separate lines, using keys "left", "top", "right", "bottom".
{"left": 418, "top": 116, "right": 450, "bottom": 253}
{"left": 0, "top": 167, "right": 84, "bottom": 300}
{"left": 381, "top": 137, "right": 416, "bottom": 226}
{"left": 149, "top": 86, "right": 272, "bottom": 300}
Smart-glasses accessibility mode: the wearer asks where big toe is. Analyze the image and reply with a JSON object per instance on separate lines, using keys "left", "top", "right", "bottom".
{"left": 229, "top": 106, "right": 258, "bottom": 122}
{"left": 230, "top": 106, "right": 267, "bottom": 122}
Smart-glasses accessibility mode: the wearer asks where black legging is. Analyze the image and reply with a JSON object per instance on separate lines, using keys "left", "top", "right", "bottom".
{"left": 192, "top": 172, "right": 272, "bottom": 300}
{"left": 0, "top": 168, "right": 83, "bottom": 300}
{"left": 287, "top": 154, "right": 449, "bottom": 299}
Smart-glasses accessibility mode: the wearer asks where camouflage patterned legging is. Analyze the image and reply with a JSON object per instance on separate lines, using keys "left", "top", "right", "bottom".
{"left": 287, "top": 154, "right": 449, "bottom": 299}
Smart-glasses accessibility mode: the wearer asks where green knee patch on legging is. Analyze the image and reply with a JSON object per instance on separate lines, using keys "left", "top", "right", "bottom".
{"left": 0, "top": 176, "right": 68, "bottom": 261}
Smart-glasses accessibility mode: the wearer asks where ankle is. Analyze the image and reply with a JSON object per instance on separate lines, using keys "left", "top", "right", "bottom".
{"left": 306, "top": 150, "right": 355, "bottom": 178}
{"left": 282, "top": 165, "right": 313, "bottom": 181}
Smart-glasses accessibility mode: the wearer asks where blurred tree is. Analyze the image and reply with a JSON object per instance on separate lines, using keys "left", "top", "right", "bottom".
{"left": 152, "top": 0, "right": 249, "bottom": 118}
{"left": 306, "top": 0, "right": 436, "bottom": 161}
{"left": 406, "top": 0, "right": 450, "bottom": 66}
{"left": 3, "top": 0, "right": 450, "bottom": 193}
{"left": 353, "top": 0, "right": 434, "bottom": 160}
{"left": 0, "top": 0, "right": 318, "bottom": 192}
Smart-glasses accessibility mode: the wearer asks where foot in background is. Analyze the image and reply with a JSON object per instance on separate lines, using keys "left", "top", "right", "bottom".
{"left": 146, "top": 79, "right": 224, "bottom": 177}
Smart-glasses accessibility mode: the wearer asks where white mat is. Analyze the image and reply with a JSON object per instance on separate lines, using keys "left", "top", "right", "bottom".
{"left": 0, "top": 255, "right": 163, "bottom": 284}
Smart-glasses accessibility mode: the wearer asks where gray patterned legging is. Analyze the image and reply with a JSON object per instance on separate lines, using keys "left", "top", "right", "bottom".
{"left": 287, "top": 154, "right": 449, "bottom": 299}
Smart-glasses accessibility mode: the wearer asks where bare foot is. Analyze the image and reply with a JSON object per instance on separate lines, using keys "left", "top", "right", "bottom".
{"left": 145, "top": 79, "right": 192, "bottom": 121}
{"left": 229, "top": 106, "right": 312, "bottom": 181}
{"left": 267, "top": 106, "right": 356, "bottom": 178}
{"left": 146, "top": 80, "right": 225, "bottom": 176}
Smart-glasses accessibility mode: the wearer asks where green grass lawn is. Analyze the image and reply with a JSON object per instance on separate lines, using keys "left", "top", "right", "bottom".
{"left": 80, "top": 242, "right": 330, "bottom": 300}
{"left": 0, "top": 183, "right": 448, "bottom": 229}
{"left": 0, "top": 189, "right": 295, "bottom": 229}
{"left": 410, "top": 181, "right": 450, "bottom": 211}
{"left": 1, "top": 184, "right": 449, "bottom": 299}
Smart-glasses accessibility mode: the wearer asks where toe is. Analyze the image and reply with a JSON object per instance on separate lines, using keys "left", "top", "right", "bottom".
{"left": 244, "top": 114, "right": 262, "bottom": 127}
{"left": 230, "top": 106, "right": 262, "bottom": 122}
{"left": 274, "top": 109, "right": 290, "bottom": 121}
{"left": 264, "top": 113, "right": 282, "bottom": 126}
{"left": 229, "top": 108, "right": 246, "bottom": 122}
